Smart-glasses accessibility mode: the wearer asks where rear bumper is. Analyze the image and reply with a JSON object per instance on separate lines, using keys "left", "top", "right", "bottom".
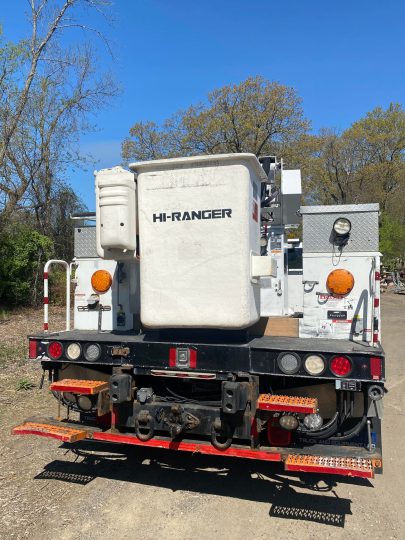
{"left": 12, "top": 417, "right": 382, "bottom": 479}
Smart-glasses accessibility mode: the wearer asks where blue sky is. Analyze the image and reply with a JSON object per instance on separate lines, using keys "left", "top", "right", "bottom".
{"left": 2, "top": 0, "right": 405, "bottom": 208}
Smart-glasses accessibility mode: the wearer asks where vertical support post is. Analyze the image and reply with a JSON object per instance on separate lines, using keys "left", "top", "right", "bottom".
{"left": 43, "top": 270, "right": 49, "bottom": 332}
{"left": 43, "top": 260, "right": 71, "bottom": 332}
{"left": 373, "top": 258, "right": 381, "bottom": 346}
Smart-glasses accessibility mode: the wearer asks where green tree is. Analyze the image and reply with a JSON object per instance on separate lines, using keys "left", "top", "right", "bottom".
{"left": 122, "top": 76, "right": 309, "bottom": 161}
{"left": 0, "top": 225, "right": 53, "bottom": 306}
{"left": 300, "top": 104, "right": 405, "bottom": 209}
{"left": 379, "top": 214, "right": 405, "bottom": 266}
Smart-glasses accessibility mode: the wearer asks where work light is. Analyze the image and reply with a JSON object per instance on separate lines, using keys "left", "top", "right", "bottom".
{"left": 333, "top": 217, "right": 351, "bottom": 236}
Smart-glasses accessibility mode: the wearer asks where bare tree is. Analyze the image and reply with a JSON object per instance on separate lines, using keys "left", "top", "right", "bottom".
{"left": 0, "top": 0, "right": 117, "bottom": 225}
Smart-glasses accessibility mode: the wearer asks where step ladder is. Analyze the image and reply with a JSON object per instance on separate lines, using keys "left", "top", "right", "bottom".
{"left": 50, "top": 379, "right": 108, "bottom": 395}
{"left": 12, "top": 422, "right": 87, "bottom": 443}
{"left": 257, "top": 394, "right": 318, "bottom": 414}
{"left": 285, "top": 454, "right": 375, "bottom": 478}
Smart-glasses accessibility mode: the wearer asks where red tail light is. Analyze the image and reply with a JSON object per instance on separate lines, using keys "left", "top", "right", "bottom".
{"left": 48, "top": 341, "right": 63, "bottom": 360}
{"left": 169, "top": 347, "right": 197, "bottom": 368}
{"left": 29, "top": 339, "right": 38, "bottom": 359}
{"left": 267, "top": 417, "right": 292, "bottom": 446}
{"left": 370, "top": 357, "right": 382, "bottom": 380}
{"left": 330, "top": 356, "right": 352, "bottom": 377}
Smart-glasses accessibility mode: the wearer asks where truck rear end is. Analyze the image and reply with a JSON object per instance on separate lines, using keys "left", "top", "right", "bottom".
{"left": 14, "top": 154, "right": 385, "bottom": 480}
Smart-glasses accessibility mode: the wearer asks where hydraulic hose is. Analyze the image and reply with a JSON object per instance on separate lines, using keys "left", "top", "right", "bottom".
{"left": 329, "top": 415, "right": 367, "bottom": 442}
{"left": 296, "top": 412, "right": 339, "bottom": 439}
{"left": 297, "top": 392, "right": 368, "bottom": 441}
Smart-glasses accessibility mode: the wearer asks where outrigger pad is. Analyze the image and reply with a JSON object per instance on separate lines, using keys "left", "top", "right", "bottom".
{"left": 49, "top": 379, "right": 108, "bottom": 395}
{"left": 12, "top": 422, "right": 88, "bottom": 443}
{"left": 285, "top": 454, "right": 375, "bottom": 479}
{"left": 257, "top": 394, "right": 318, "bottom": 414}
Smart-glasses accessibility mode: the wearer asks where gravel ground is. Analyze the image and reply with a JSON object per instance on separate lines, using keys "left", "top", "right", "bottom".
{"left": 0, "top": 295, "right": 404, "bottom": 540}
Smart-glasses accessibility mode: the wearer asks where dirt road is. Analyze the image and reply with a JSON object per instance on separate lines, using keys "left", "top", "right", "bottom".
{"left": 1, "top": 296, "right": 404, "bottom": 539}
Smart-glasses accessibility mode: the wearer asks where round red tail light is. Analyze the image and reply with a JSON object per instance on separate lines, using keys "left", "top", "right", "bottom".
{"left": 48, "top": 341, "right": 63, "bottom": 359}
{"left": 330, "top": 355, "right": 352, "bottom": 377}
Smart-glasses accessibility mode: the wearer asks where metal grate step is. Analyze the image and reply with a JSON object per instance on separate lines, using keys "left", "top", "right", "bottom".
{"left": 50, "top": 379, "right": 108, "bottom": 395}
{"left": 12, "top": 422, "right": 88, "bottom": 443}
{"left": 257, "top": 394, "right": 318, "bottom": 414}
{"left": 285, "top": 454, "right": 374, "bottom": 478}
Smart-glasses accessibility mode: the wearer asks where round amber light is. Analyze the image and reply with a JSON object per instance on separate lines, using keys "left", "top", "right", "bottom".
{"left": 91, "top": 270, "right": 112, "bottom": 293}
{"left": 326, "top": 269, "right": 354, "bottom": 296}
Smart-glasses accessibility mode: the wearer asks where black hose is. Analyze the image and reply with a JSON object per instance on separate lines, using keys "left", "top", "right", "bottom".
{"left": 329, "top": 415, "right": 367, "bottom": 442}
{"left": 298, "top": 391, "right": 368, "bottom": 441}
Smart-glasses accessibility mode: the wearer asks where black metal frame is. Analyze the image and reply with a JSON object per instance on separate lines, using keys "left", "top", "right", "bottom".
{"left": 33, "top": 330, "right": 385, "bottom": 383}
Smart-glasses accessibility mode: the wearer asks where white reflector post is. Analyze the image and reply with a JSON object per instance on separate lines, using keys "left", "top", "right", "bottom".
{"left": 43, "top": 260, "right": 71, "bottom": 332}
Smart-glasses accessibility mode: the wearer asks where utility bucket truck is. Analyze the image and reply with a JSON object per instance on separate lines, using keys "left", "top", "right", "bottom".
{"left": 13, "top": 153, "right": 385, "bottom": 480}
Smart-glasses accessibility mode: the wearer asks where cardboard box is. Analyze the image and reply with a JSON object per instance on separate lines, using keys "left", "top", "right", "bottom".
{"left": 249, "top": 317, "right": 299, "bottom": 338}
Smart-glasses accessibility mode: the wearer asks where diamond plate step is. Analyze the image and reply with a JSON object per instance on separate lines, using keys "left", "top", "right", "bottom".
{"left": 50, "top": 379, "right": 108, "bottom": 395}
{"left": 285, "top": 454, "right": 374, "bottom": 478}
{"left": 257, "top": 394, "right": 318, "bottom": 414}
{"left": 12, "top": 422, "right": 88, "bottom": 443}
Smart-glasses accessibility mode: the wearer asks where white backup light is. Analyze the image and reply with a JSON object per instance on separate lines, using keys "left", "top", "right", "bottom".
{"left": 66, "top": 342, "right": 81, "bottom": 361}
{"left": 304, "top": 354, "right": 325, "bottom": 375}
{"left": 279, "top": 414, "right": 299, "bottom": 430}
{"left": 303, "top": 413, "right": 323, "bottom": 430}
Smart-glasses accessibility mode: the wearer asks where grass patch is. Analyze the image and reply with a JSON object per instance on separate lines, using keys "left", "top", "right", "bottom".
{"left": 0, "top": 307, "right": 11, "bottom": 322}
{"left": 16, "top": 378, "right": 36, "bottom": 391}
{"left": 0, "top": 343, "right": 26, "bottom": 367}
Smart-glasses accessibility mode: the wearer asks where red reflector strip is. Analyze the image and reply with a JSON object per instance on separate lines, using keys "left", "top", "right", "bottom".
{"left": 43, "top": 323, "right": 49, "bottom": 331}
{"left": 285, "top": 454, "right": 374, "bottom": 479}
{"left": 92, "top": 431, "right": 282, "bottom": 462}
{"left": 43, "top": 272, "right": 49, "bottom": 279}
{"left": 373, "top": 332, "right": 379, "bottom": 344}
{"left": 375, "top": 271, "right": 381, "bottom": 281}
{"left": 12, "top": 422, "right": 87, "bottom": 443}
{"left": 43, "top": 297, "right": 49, "bottom": 304}
{"left": 370, "top": 357, "right": 382, "bottom": 380}
{"left": 50, "top": 379, "right": 108, "bottom": 395}
{"left": 151, "top": 370, "right": 215, "bottom": 380}
{"left": 374, "top": 298, "right": 380, "bottom": 308}
{"left": 169, "top": 348, "right": 176, "bottom": 367}
{"left": 189, "top": 348, "right": 197, "bottom": 368}
{"left": 257, "top": 394, "right": 318, "bottom": 414}
{"left": 29, "top": 339, "right": 38, "bottom": 359}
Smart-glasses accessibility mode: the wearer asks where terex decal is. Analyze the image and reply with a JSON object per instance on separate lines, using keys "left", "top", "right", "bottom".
{"left": 153, "top": 208, "right": 232, "bottom": 223}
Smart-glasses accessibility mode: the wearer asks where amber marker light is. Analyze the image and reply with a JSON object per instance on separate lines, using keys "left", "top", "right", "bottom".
{"left": 326, "top": 269, "right": 354, "bottom": 296}
{"left": 91, "top": 269, "right": 112, "bottom": 293}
